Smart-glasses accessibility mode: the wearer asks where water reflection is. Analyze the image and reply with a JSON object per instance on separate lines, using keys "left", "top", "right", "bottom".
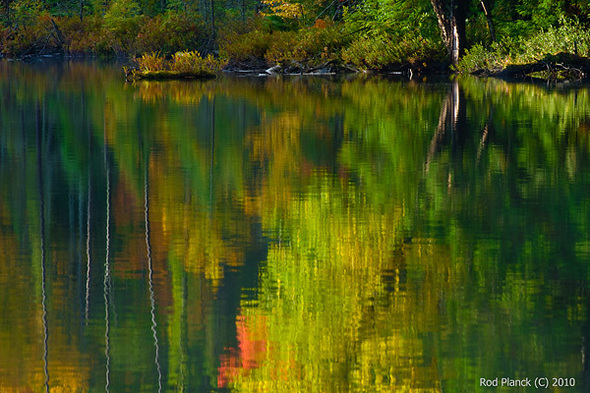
{"left": 36, "top": 99, "right": 50, "bottom": 393}
{"left": 0, "top": 59, "right": 589, "bottom": 392}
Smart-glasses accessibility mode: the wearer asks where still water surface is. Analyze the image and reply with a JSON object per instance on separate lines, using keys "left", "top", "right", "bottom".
{"left": 1, "top": 60, "right": 590, "bottom": 392}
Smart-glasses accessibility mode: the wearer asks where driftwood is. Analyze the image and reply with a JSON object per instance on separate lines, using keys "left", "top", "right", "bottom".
{"left": 16, "top": 19, "right": 66, "bottom": 57}
{"left": 264, "top": 60, "right": 360, "bottom": 75}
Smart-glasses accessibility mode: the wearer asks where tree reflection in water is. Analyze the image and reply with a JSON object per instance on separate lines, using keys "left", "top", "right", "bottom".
{"left": 0, "top": 61, "right": 588, "bottom": 392}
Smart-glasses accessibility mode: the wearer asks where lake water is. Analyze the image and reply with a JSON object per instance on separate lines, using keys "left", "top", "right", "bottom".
{"left": 1, "top": 59, "right": 589, "bottom": 392}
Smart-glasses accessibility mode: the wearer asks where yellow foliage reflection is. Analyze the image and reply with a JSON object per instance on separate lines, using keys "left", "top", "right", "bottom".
{"left": 218, "top": 167, "right": 454, "bottom": 392}
{"left": 2, "top": 65, "right": 589, "bottom": 391}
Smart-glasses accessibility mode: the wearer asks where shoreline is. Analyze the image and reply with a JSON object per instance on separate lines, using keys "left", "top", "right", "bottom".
{"left": 3, "top": 52, "right": 590, "bottom": 85}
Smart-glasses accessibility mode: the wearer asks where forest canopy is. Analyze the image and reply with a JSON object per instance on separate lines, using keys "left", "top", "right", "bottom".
{"left": 1, "top": 0, "right": 590, "bottom": 72}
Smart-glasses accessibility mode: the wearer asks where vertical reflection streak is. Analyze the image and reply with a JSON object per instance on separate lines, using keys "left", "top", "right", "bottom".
{"left": 85, "top": 161, "right": 92, "bottom": 322}
{"left": 179, "top": 268, "right": 187, "bottom": 390}
{"left": 209, "top": 98, "right": 215, "bottom": 209}
{"left": 85, "top": 110, "right": 92, "bottom": 323}
{"left": 78, "top": 177, "right": 84, "bottom": 319}
{"left": 36, "top": 100, "right": 50, "bottom": 393}
{"left": 103, "top": 118, "right": 111, "bottom": 393}
{"left": 145, "top": 155, "right": 162, "bottom": 392}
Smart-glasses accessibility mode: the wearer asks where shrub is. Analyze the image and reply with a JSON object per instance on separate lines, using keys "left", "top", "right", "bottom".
{"left": 57, "top": 15, "right": 103, "bottom": 54}
{"left": 171, "top": 51, "right": 227, "bottom": 73}
{"left": 218, "top": 16, "right": 273, "bottom": 66}
{"left": 265, "top": 23, "right": 343, "bottom": 66}
{"left": 219, "top": 29, "right": 271, "bottom": 64}
{"left": 510, "top": 18, "right": 590, "bottom": 63}
{"left": 135, "top": 11, "right": 207, "bottom": 56}
{"left": 456, "top": 18, "right": 590, "bottom": 73}
{"left": 341, "top": 32, "right": 444, "bottom": 70}
{"left": 219, "top": 17, "right": 344, "bottom": 67}
{"left": 137, "top": 51, "right": 166, "bottom": 71}
{"left": 455, "top": 43, "right": 507, "bottom": 74}
{"left": 0, "top": 24, "right": 10, "bottom": 49}
{"left": 134, "top": 51, "right": 227, "bottom": 74}
{"left": 103, "top": 0, "right": 142, "bottom": 55}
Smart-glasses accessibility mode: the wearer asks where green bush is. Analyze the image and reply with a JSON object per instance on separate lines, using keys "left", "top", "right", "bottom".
{"left": 219, "top": 18, "right": 344, "bottom": 67}
{"left": 218, "top": 17, "right": 273, "bottom": 65}
{"left": 137, "top": 51, "right": 166, "bottom": 71}
{"left": 454, "top": 42, "right": 507, "bottom": 73}
{"left": 509, "top": 18, "right": 590, "bottom": 63}
{"left": 219, "top": 28, "right": 272, "bottom": 64}
{"left": 134, "top": 51, "right": 227, "bottom": 73}
{"left": 58, "top": 15, "right": 103, "bottom": 54}
{"left": 264, "top": 23, "right": 343, "bottom": 66}
{"left": 171, "top": 51, "right": 227, "bottom": 73}
{"left": 103, "top": 0, "right": 142, "bottom": 55}
{"left": 135, "top": 11, "right": 207, "bottom": 56}
{"left": 457, "top": 18, "right": 590, "bottom": 73}
{"left": 341, "top": 32, "right": 444, "bottom": 70}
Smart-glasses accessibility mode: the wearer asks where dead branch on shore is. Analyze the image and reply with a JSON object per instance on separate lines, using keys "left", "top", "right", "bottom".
{"left": 494, "top": 53, "right": 589, "bottom": 81}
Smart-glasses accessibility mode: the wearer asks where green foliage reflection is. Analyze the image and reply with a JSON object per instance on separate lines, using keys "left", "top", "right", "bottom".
{"left": 0, "top": 63, "right": 589, "bottom": 392}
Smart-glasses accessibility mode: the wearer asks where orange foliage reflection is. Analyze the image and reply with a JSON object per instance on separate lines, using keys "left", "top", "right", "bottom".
{"left": 218, "top": 315, "right": 268, "bottom": 388}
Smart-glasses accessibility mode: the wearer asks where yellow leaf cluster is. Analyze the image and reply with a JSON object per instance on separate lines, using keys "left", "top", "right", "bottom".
{"left": 261, "top": 0, "right": 304, "bottom": 19}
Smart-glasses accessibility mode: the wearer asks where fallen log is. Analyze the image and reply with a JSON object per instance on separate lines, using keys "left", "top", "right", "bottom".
{"left": 493, "top": 53, "right": 590, "bottom": 81}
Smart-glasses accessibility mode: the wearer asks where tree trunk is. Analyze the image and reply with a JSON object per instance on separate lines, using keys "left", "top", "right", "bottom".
{"left": 430, "top": 0, "right": 467, "bottom": 66}
{"left": 425, "top": 80, "right": 466, "bottom": 171}
{"left": 479, "top": 0, "right": 496, "bottom": 43}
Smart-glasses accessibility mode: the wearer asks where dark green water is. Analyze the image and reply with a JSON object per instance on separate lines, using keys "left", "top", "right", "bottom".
{"left": 1, "top": 59, "right": 589, "bottom": 392}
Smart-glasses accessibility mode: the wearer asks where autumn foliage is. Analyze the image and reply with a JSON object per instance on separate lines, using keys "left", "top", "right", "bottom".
{"left": 2, "top": 0, "right": 590, "bottom": 71}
